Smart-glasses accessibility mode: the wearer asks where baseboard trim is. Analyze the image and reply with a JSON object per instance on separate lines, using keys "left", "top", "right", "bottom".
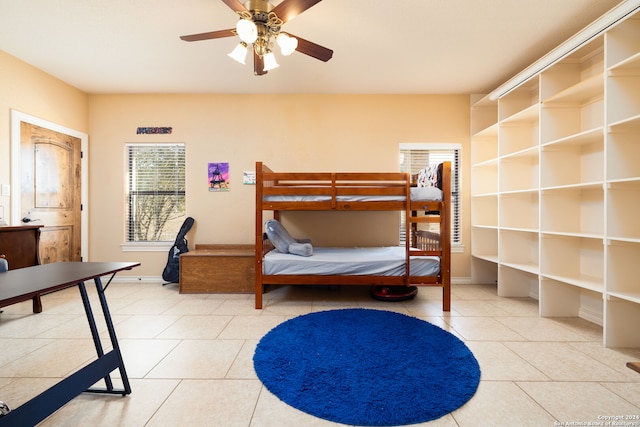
{"left": 579, "top": 305, "right": 604, "bottom": 327}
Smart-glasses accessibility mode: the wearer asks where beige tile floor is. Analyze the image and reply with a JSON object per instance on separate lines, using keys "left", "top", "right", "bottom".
{"left": 1, "top": 282, "right": 640, "bottom": 426}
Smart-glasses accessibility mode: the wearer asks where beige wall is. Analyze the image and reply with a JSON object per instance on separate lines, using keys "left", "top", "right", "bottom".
{"left": 0, "top": 50, "right": 88, "bottom": 224}
{"left": 0, "top": 50, "right": 472, "bottom": 281}
{"left": 89, "top": 94, "right": 471, "bottom": 279}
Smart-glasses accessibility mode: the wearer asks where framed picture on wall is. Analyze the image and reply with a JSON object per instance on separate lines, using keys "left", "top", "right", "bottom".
{"left": 208, "top": 162, "right": 229, "bottom": 191}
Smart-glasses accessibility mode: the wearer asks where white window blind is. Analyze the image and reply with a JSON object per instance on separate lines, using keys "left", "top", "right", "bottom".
{"left": 126, "top": 143, "right": 186, "bottom": 242}
{"left": 399, "top": 143, "right": 461, "bottom": 245}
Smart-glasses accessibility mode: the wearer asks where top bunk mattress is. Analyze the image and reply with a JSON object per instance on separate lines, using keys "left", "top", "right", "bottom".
{"left": 263, "top": 186, "right": 443, "bottom": 203}
{"left": 263, "top": 246, "right": 440, "bottom": 276}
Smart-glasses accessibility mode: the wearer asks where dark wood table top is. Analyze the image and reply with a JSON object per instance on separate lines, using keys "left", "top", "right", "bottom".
{"left": 0, "top": 262, "right": 140, "bottom": 306}
{"left": 0, "top": 225, "right": 43, "bottom": 232}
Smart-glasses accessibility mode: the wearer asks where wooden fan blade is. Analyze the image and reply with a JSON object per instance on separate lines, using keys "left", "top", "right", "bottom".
{"left": 254, "top": 51, "right": 267, "bottom": 76}
{"left": 272, "top": 0, "right": 322, "bottom": 24}
{"left": 180, "top": 29, "right": 235, "bottom": 42}
{"left": 221, "top": 0, "right": 247, "bottom": 13}
{"left": 290, "top": 34, "right": 333, "bottom": 62}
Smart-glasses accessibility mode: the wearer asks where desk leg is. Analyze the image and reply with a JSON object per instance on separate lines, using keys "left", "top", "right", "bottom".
{"left": 92, "top": 276, "right": 132, "bottom": 395}
{"left": 78, "top": 281, "right": 114, "bottom": 391}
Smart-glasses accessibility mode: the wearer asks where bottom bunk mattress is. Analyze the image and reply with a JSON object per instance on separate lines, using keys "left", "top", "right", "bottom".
{"left": 263, "top": 246, "right": 440, "bottom": 276}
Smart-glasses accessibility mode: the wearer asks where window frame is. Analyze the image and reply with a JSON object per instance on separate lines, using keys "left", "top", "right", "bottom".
{"left": 399, "top": 142, "right": 462, "bottom": 248}
{"left": 122, "top": 142, "right": 186, "bottom": 251}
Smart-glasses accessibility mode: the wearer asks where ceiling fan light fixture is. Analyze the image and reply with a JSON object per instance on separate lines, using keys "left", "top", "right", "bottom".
{"left": 236, "top": 18, "right": 258, "bottom": 44}
{"left": 228, "top": 42, "right": 248, "bottom": 64}
{"left": 263, "top": 50, "right": 279, "bottom": 71}
{"left": 277, "top": 33, "right": 298, "bottom": 56}
{"left": 179, "top": 0, "right": 333, "bottom": 76}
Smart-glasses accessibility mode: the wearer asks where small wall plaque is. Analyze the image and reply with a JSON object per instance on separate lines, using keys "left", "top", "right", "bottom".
{"left": 136, "top": 127, "right": 173, "bottom": 134}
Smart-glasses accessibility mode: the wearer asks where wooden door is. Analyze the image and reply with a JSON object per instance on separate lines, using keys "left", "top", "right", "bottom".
{"left": 20, "top": 122, "right": 82, "bottom": 263}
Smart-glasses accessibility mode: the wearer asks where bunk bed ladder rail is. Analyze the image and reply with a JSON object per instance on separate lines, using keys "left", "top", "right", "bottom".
{"left": 254, "top": 162, "right": 268, "bottom": 309}
{"left": 406, "top": 162, "right": 452, "bottom": 311}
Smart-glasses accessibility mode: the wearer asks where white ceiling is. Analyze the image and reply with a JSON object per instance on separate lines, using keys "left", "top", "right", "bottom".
{"left": 0, "top": 0, "right": 624, "bottom": 95}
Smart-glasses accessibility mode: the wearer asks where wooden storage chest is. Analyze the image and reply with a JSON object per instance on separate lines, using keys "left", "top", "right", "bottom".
{"left": 179, "top": 244, "right": 254, "bottom": 293}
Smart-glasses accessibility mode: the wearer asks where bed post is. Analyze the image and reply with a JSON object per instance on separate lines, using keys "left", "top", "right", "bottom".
{"left": 405, "top": 172, "right": 412, "bottom": 285}
{"left": 441, "top": 162, "right": 452, "bottom": 311}
{"left": 255, "top": 161, "right": 264, "bottom": 309}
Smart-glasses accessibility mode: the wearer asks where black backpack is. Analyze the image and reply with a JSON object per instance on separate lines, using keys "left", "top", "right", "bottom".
{"left": 162, "top": 217, "right": 195, "bottom": 284}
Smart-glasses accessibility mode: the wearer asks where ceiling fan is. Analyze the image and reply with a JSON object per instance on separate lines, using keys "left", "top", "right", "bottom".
{"left": 180, "top": 0, "right": 333, "bottom": 76}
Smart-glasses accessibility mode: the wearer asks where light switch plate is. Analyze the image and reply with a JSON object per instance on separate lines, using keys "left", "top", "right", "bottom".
{"left": 1, "top": 184, "right": 10, "bottom": 196}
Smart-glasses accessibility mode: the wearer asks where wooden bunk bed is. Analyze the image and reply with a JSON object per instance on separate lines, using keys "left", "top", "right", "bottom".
{"left": 254, "top": 161, "right": 451, "bottom": 311}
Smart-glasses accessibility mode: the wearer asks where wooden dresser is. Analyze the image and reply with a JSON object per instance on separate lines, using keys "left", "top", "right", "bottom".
{"left": 0, "top": 225, "right": 44, "bottom": 312}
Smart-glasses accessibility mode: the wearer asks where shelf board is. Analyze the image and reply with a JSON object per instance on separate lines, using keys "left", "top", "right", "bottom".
{"left": 608, "top": 114, "right": 640, "bottom": 132}
{"left": 540, "top": 273, "right": 604, "bottom": 293}
{"left": 471, "top": 191, "right": 499, "bottom": 198}
{"left": 541, "top": 126, "right": 603, "bottom": 148}
{"left": 540, "top": 231, "right": 604, "bottom": 240}
{"left": 500, "top": 188, "right": 539, "bottom": 196}
{"left": 500, "top": 261, "right": 539, "bottom": 275}
{"left": 499, "top": 226, "right": 539, "bottom": 234}
{"left": 500, "top": 146, "right": 539, "bottom": 160}
{"left": 608, "top": 290, "right": 640, "bottom": 305}
{"left": 608, "top": 51, "right": 640, "bottom": 73}
{"left": 471, "top": 193, "right": 498, "bottom": 199}
{"left": 472, "top": 94, "right": 496, "bottom": 108}
{"left": 471, "top": 224, "right": 499, "bottom": 230}
{"left": 540, "top": 181, "right": 604, "bottom": 191}
{"left": 471, "top": 158, "right": 499, "bottom": 168}
{"left": 473, "top": 122, "right": 499, "bottom": 138}
{"left": 607, "top": 178, "right": 640, "bottom": 188}
{"left": 606, "top": 236, "right": 640, "bottom": 245}
{"left": 471, "top": 254, "right": 499, "bottom": 263}
{"left": 498, "top": 186, "right": 539, "bottom": 194}
{"left": 501, "top": 104, "right": 539, "bottom": 124}
{"left": 542, "top": 73, "right": 604, "bottom": 104}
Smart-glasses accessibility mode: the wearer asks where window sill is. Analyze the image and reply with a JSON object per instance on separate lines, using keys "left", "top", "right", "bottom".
{"left": 121, "top": 242, "right": 172, "bottom": 252}
{"left": 452, "top": 244, "right": 465, "bottom": 254}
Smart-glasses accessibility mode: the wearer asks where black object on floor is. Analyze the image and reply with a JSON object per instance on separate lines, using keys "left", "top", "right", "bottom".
{"left": 162, "top": 217, "right": 195, "bottom": 284}
{"left": 370, "top": 285, "right": 418, "bottom": 301}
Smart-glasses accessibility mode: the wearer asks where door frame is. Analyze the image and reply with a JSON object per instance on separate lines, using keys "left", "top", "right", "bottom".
{"left": 10, "top": 110, "right": 89, "bottom": 261}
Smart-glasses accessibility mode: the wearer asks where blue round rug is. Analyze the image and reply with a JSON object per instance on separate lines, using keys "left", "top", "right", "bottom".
{"left": 253, "top": 308, "right": 481, "bottom": 426}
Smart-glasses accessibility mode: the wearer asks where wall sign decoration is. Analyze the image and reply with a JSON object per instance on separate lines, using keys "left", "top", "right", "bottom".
{"left": 208, "top": 162, "right": 230, "bottom": 191}
{"left": 243, "top": 171, "right": 256, "bottom": 185}
{"left": 136, "top": 127, "right": 172, "bottom": 134}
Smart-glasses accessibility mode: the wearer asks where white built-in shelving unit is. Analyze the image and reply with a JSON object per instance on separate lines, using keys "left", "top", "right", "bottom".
{"left": 470, "top": 4, "right": 640, "bottom": 347}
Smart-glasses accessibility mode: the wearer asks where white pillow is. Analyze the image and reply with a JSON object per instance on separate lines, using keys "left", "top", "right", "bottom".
{"left": 410, "top": 186, "right": 443, "bottom": 201}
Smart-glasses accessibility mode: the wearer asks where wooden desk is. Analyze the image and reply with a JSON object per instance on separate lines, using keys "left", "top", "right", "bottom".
{"left": 0, "top": 225, "right": 43, "bottom": 312}
{"left": 0, "top": 261, "right": 140, "bottom": 426}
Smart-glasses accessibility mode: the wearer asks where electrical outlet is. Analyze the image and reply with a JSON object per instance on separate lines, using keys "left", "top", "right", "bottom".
{"left": 1, "top": 184, "right": 9, "bottom": 196}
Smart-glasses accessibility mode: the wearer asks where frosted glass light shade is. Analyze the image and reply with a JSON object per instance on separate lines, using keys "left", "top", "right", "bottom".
{"left": 263, "top": 51, "right": 279, "bottom": 71}
{"left": 236, "top": 19, "right": 258, "bottom": 44}
{"left": 277, "top": 33, "right": 298, "bottom": 56}
{"left": 228, "top": 42, "right": 248, "bottom": 64}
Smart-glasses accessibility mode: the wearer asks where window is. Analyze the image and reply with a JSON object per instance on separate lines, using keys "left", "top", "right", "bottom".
{"left": 399, "top": 143, "right": 461, "bottom": 246}
{"left": 125, "top": 143, "right": 186, "bottom": 242}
